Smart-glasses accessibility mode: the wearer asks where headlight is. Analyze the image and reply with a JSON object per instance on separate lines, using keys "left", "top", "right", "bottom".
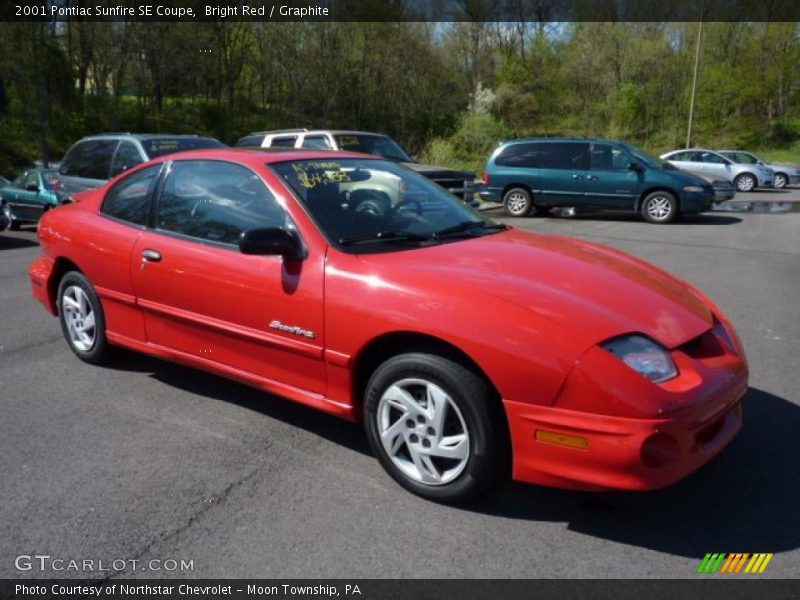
{"left": 602, "top": 335, "right": 678, "bottom": 383}
{"left": 683, "top": 186, "right": 704, "bottom": 192}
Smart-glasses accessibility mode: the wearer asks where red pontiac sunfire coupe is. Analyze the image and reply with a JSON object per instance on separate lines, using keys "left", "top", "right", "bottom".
{"left": 30, "top": 149, "right": 748, "bottom": 502}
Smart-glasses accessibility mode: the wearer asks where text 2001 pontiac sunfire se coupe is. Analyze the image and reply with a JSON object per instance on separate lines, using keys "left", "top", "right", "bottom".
{"left": 30, "top": 149, "right": 748, "bottom": 503}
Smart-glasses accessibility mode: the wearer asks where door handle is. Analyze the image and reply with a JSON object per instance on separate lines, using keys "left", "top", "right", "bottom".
{"left": 572, "top": 174, "right": 584, "bottom": 180}
{"left": 586, "top": 175, "right": 598, "bottom": 181}
{"left": 141, "top": 249, "right": 162, "bottom": 262}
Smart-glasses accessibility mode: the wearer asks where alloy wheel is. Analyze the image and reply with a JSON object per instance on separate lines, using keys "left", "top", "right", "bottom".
{"left": 774, "top": 174, "right": 787, "bottom": 189}
{"left": 376, "top": 378, "right": 470, "bottom": 486}
{"left": 646, "top": 195, "right": 672, "bottom": 221}
{"left": 61, "top": 285, "right": 96, "bottom": 352}
{"left": 736, "top": 174, "right": 755, "bottom": 192}
{"left": 506, "top": 191, "right": 529, "bottom": 216}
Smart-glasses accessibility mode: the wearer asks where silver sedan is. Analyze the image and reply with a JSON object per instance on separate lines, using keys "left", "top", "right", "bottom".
{"left": 661, "top": 149, "right": 774, "bottom": 192}
{"left": 717, "top": 150, "right": 800, "bottom": 189}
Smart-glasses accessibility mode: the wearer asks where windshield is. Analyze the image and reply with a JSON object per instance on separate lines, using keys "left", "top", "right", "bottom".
{"left": 624, "top": 145, "right": 677, "bottom": 170}
{"left": 271, "top": 158, "right": 501, "bottom": 253}
{"left": 334, "top": 134, "right": 412, "bottom": 162}
{"left": 143, "top": 137, "right": 225, "bottom": 158}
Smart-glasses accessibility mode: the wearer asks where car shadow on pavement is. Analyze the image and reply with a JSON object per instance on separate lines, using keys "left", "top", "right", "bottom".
{"left": 468, "top": 387, "right": 800, "bottom": 558}
{"left": 549, "top": 212, "right": 743, "bottom": 226}
{"left": 108, "top": 349, "right": 371, "bottom": 456}
{"left": 0, "top": 233, "right": 39, "bottom": 249}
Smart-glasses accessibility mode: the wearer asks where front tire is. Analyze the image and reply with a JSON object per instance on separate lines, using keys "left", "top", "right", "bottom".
{"left": 640, "top": 191, "right": 678, "bottom": 224}
{"left": 503, "top": 187, "right": 534, "bottom": 217}
{"left": 734, "top": 173, "right": 756, "bottom": 192}
{"left": 57, "top": 271, "right": 111, "bottom": 365}
{"left": 363, "top": 353, "right": 506, "bottom": 503}
{"left": 773, "top": 173, "right": 787, "bottom": 189}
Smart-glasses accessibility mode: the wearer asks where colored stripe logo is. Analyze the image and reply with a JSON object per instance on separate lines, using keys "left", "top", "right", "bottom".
{"left": 697, "top": 553, "right": 773, "bottom": 574}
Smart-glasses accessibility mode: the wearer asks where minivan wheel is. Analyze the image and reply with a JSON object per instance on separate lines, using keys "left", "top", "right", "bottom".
{"left": 641, "top": 191, "right": 678, "bottom": 224}
{"left": 57, "top": 271, "right": 111, "bottom": 364}
{"left": 363, "top": 353, "right": 506, "bottom": 503}
{"left": 503, "top": 187, "right": 534, "bottom": 217}
{"left": 773, "top": 173, "right": 787, "bottom": 189}
{"left": 734, "top": 173, "right": 756, "bottom": 192}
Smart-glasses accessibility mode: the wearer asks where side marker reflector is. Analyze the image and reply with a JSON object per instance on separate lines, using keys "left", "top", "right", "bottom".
{"left": 535, "top": 430, "right": 590, "bottom": 450}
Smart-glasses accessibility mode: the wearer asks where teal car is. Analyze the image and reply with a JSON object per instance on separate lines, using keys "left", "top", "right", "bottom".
{"left": 1, "top": 168, "right": 60, "bottom": 229}
{"left": 480, "top": 138, "right": 715, "bottom": 224}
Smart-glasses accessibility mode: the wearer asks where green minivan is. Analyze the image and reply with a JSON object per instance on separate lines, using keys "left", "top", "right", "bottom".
{"left": 480, "top": 138, "right": 715, "bottom": 224}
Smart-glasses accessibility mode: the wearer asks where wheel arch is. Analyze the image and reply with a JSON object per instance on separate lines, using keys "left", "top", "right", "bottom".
{"left": 501, "top": 183, "right": 534, "bottom": 200}
{"left": 352, "top": 330, "right": 512, "bottom": 475}
{"left": 48, "top": 257, "right": 84, "bottom": 315}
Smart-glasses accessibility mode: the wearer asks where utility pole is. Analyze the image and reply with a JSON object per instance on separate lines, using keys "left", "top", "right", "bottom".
{"left": 686, "top": 21, "right": 703, "bottom": 148}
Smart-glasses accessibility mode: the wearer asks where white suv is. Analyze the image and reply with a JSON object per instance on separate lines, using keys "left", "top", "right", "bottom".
{"left": 236, "top": 129, "right": 478, "bottom": 205}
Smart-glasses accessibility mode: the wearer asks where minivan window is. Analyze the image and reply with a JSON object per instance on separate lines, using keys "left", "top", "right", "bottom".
{"left": 61, "top": 139, "right": 118, "bottom": 179}
{"left": 270, "top": 136, "right": 298, "bottom": 148}
{"left": 495, "top": 143, "right": 543, "bottom": 168}
{"left": 156, "top": 160, "right": 287, "bottom": 245}
{"left": 591, "top": 144, "right": 633, "bottom": 170}
{"left": 101, "top": 165, "right": 160, "bottom": 226}
{"left": 142, "top": 137, "right": 224, "bottom": 159}
{"left": 110, "top": 141, "right": 144, "bottom": 177}
{"left": 536, "top": 142, "right": 589, "bottom": 170}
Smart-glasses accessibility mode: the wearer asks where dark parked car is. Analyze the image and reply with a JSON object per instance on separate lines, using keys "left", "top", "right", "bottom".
{"left": 480, "top": 138, "right": 715, "bottom": 223}
{"left": 56, "top": 133, "right": 225, "bottom": 201}
{"left": 235, "top": 129, "right": 479, "bottom": 205}
{"left": 1, "top": 167, "right": 60, "bottom": 229}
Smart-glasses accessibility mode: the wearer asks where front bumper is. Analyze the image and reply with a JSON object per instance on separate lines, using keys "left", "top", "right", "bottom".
{"left": 504, "top": 321, "right": 748, "bottom": 491}
{"left": 681, "top": 190, "right": 715, "bottom": 213}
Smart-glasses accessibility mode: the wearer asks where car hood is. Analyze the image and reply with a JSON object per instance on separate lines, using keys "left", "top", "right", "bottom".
{"left": 768, "top": 162, "right": 800, "bottom": 172}
{"left": 674, "top": 169, "right": 712, "bottom": 187}
{"left": 402, "top": 162, "right": 475, "bottom": 179}
{"left": 357, "top": 229, "right": 713, "bottom": 350}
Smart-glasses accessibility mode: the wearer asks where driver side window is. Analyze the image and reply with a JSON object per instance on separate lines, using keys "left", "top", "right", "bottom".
{"left": 156, "top": 160, "right": 287, "bottom": 246}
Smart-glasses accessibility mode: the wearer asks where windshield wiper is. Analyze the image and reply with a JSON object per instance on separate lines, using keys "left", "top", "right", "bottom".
{"left": 431, "top": 220, "right": 508, "bottom": 239}
{"left": 338, "top": 230, "right": 431, "bottom": 246}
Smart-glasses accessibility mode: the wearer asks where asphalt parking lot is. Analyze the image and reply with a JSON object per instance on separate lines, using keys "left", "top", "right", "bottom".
{"left": 1, "top": 188, "right": 798, "bottom": 579}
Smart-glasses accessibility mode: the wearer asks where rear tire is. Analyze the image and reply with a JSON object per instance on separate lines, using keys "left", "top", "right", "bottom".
{"left": 363, "top": 353, "right": 506, "bottom": 503}
{"left": 734, "top": 173, "right": 756, "bottom": 192}
{"left": 503, "top": 187, "right": 534, "bottom": 217}
{"left": 640, "top": 191, "right": 678, "bottom": 224}
{"left": 57, "top": 271, "right": 111, "bottom": 365}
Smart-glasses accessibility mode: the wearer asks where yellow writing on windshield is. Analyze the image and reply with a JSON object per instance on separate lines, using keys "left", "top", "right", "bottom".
{"left": 292, "top": 162, "right": 351, "bottom": 189}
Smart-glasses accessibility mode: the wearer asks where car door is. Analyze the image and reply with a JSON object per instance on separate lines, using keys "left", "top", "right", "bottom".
{"left": 697, "top": 151, "right": 732, "bottom": 179}
{"left": 6, "top": 171, "right": 40, "bottom": 221}
{"left": 535, "top": 142, "right": 589, "bottom": 206}
{"left": 131, "top": 159, "right": 326, "bottom": 395}
{"left": 664, "top": 150, "right": 697, "bottom": 171}
{"left": 584, "top": 143, "right": 640, "bottom": 209}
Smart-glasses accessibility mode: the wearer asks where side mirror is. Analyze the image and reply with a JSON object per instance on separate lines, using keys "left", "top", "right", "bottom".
{"left": 25, "top": 183, "right": 40, "bottom": 192}
{"left": 628, "top": 162, "right": 644, "bottom": 172}
{"left": 239, "top": 227, "right": 305, "bottom": 261}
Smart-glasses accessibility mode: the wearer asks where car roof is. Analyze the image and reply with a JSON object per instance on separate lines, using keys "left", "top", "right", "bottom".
{"left": 148, "top": 147, "right": 379, "bottom": 166}
{"left": 500, "top": 137, "right": 626, "bottom": 145}
{"left": 248, "top": 129, "right": 392, "bottom": 138}
{"left": 80, "top": 133, "right": 218, "bottom": 141}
